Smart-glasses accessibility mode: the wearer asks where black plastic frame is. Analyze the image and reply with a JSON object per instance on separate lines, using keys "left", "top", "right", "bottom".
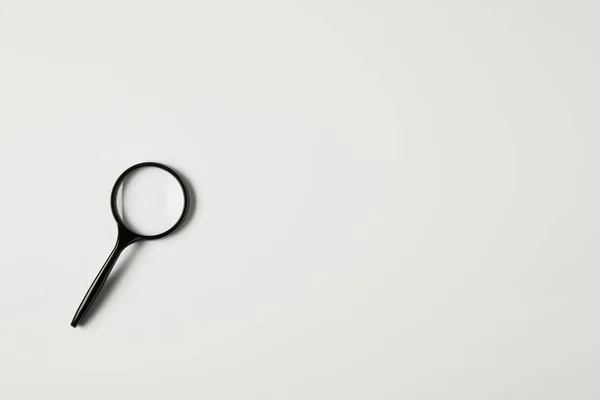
{"left": 111, "top": 161, "right": 190, "bottom": 240}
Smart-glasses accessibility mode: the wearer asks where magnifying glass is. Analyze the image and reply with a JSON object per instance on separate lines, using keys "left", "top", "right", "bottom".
{"left": 71, "top": 162, "right": 190, "bottom": 327}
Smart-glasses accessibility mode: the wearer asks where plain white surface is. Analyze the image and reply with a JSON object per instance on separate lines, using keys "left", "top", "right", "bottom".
{"left": 1, "top": 1, "right": 599, "bottom": 398}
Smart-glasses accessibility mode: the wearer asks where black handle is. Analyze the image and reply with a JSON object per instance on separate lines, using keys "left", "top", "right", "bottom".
{"left": 71, "top": 226, "right": 140, "bottom": 327}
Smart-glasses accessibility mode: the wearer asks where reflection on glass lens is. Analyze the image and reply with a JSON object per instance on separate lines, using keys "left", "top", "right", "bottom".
{"left": 115, "top": 167, "right": 185, "bottom": 236}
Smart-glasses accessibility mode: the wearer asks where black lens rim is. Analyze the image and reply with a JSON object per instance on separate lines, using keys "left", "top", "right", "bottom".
{"left": 110, "top": 162, "right": 190, "bottom": 240}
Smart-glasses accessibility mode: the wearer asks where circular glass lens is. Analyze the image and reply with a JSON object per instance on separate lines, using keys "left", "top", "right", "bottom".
{"left": 115, "top": 166, "right": 185, "bottom": 236}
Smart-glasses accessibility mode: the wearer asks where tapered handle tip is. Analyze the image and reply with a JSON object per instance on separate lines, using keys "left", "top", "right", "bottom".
{"left": 71, "top": 316, "right": 80, "bottom": 328}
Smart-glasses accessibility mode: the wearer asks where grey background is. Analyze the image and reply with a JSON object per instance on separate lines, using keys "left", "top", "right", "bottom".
{"left": 1, "top": 0, "right": 599, "bottom": 399}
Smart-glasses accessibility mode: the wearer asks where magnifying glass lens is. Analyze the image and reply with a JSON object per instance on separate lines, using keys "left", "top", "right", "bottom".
{"left": 115, "top": 166, "right": 186, "bottom": 237}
